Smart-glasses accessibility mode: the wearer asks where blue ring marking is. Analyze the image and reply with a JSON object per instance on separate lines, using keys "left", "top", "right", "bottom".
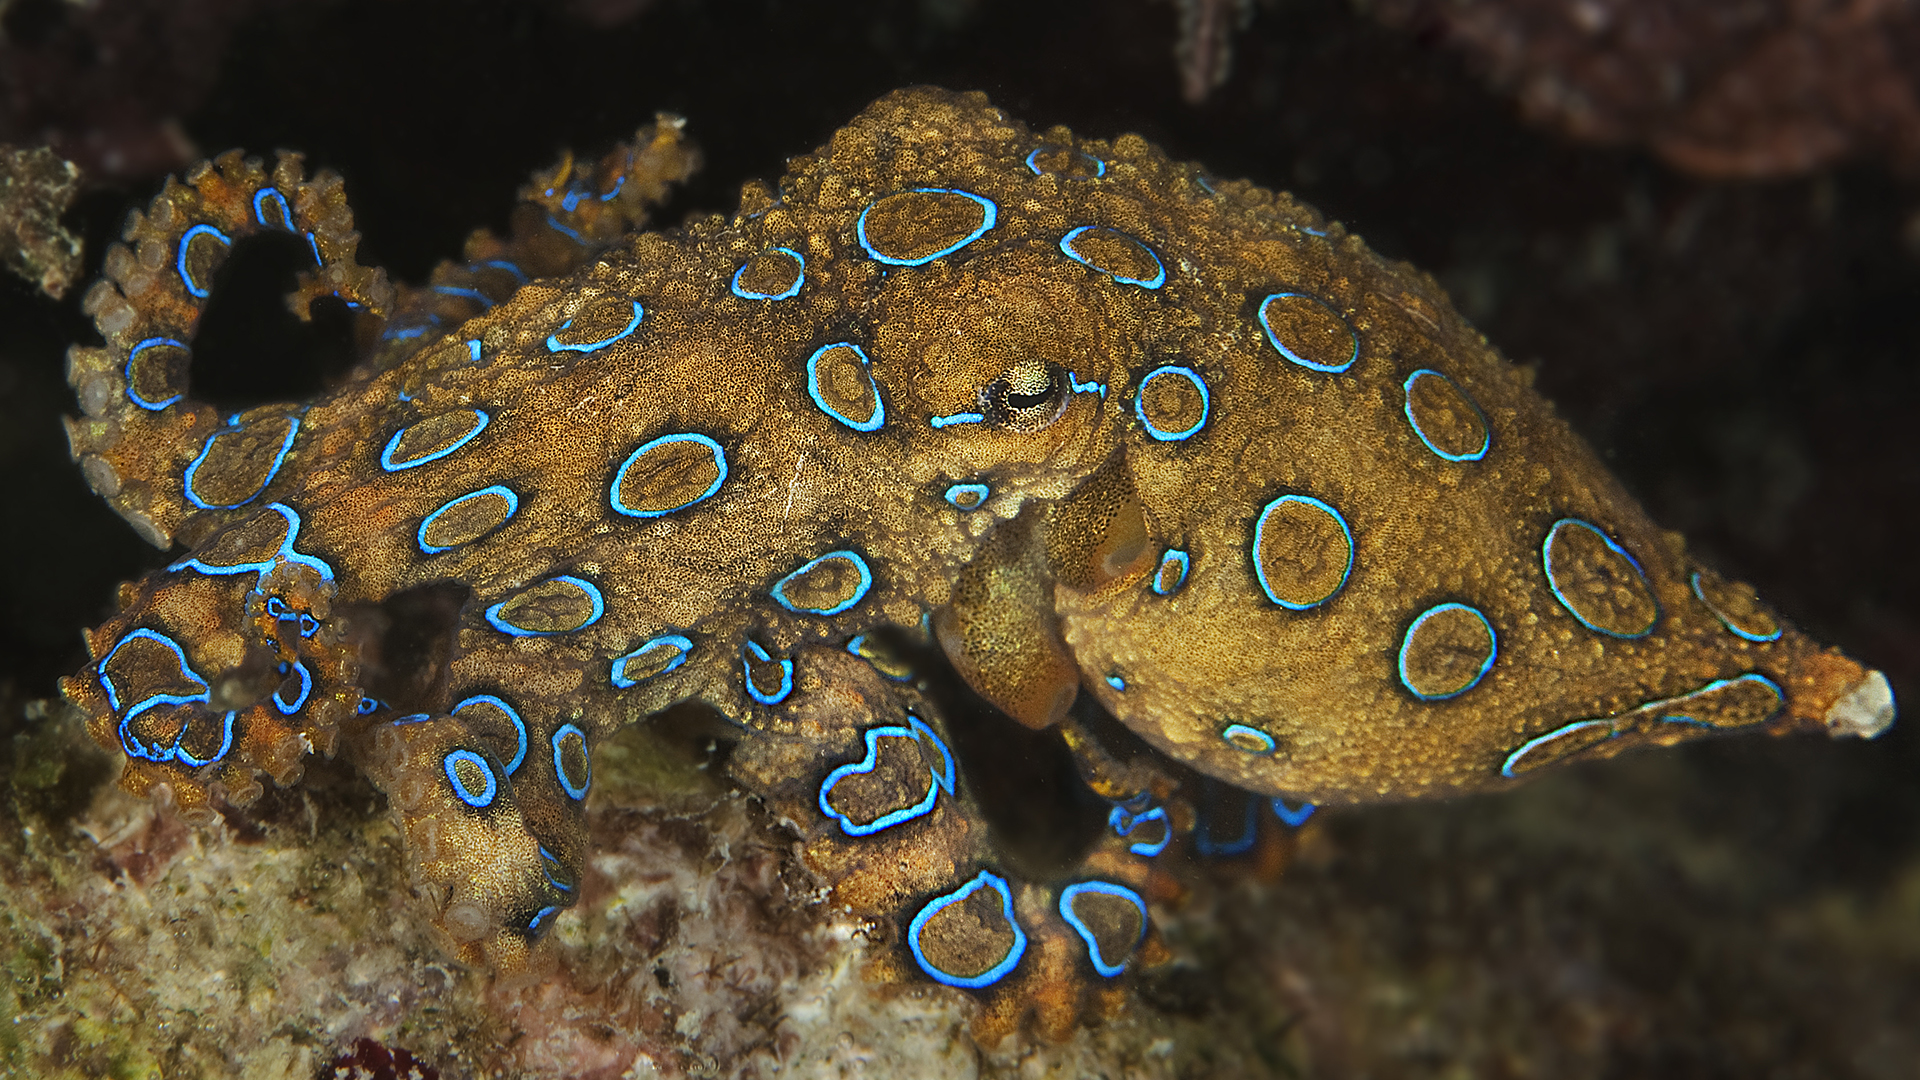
{"left": 907, "top": 871, "right": 1027, "bottom": 989}
{"left": 1108, "top": 804, "right": 1170, "bottom": 857}
{"left": 912, "top": 714, "right": 958, "bottom": 796}
{"left": 1271, "top": 798, "right": 1317, "bottom": 828}
{"left": 611, "top": 634, "right": 694, "bottom": 688}
{"left": 303, "top": 232, "right": 323, "bottom": 266}
{"left": 123, "top": 337, "right": 189, "bottom": 411}
{"left": 168, "top": 502, "right": 335, "bottom": 585}
{"left": 442, "top": 749, "right": 500, "bottom": 809}
{"left": 1195, "top": 787, "right": 1259, "bottom": 857}
{"left": 98, "top": 628, "right": 211, "bottom": 720}
{"left": 1397, "top": 602, "right": 1498, "bottom": 701}
{"left": 944, "top": 483, "right": 990, "bottom": 510}
{"left": 416, "top": 484, "right": 520, "bottom": 555}
{"left": 1058, "top": 882, "right": 1148, "bottom": 978}
{"left": 175, "top": 223, "right": 232, "bottom": 298}
{"left": 183, "top": 416, "right": 301, "bottom": 510}
{"left": 729, "top": 246, "right": 806, "bottom": 300}
{"left": 1152, "top": 549, "right": 1190, "bottom": 596}
{"left": 170, "top": 711, "right": 237, "bottom": 768}
{"left": 1058, "top": 226, "right": 1167, "bottom": 289}
{"left": 551, "top": 722, "right": 591, "bottom": 800}
{"left": 1252, "top": 494, "right": 1355, "bottom": 611}
{"left": 526, "top": 905, "right": 563, "bottom": 935}
{"left": 452, "top": 693, "right": 529, "bottom": 774}
{"left": 1689, "top": 571, "right": 1784, "bottom": 643}
{"left": 1541, "top": 518, "right": 1659, "bottom": 639}
{"left": 379, "top": 409, "right": 490, "bottom": 472}
{"left": 1068, "top": 372, "right": 1108, "bottom": 398}
{"left": 545, "top": 298, "right": 644, "bottom": 354}
{"left": 383, "top": 325, "right": 429, "bottom": 342}
{"left": 1656, "top": 673, "right": 1786, "bottom": 727}
{"left": 537, "top": 844, "right": 576, "bottom": 893}
{"left": 805, "top": 343, "right": 885, "bottom": 432}
{"left": 770, "top": 551, "right": 874, "bottom": 616}
{"left": 431, "top": 285, "right": 494, "bottom": 310}
{"left": 1259, "top": 293, "right": 1358, "bottom": 373}
{"left": 356, "top": 696, "right": 387, "bottom": 716}
{"left": 1024, "top": 146, "right": 1106, "bottom": 178}
{"left": 856, "top": 188, "right": 998, "bottom": 266}
{"left": 484, "top": 574, "right": 605, "bottom": 637}
{"left": 298, "top": 614, "right": 320, "bottom": 637}
{"left": 1221, "top": 722, "right": 1277, "bottom": 755}
{"left": 743, "top": 640, "right": 795, "bottom": 706}
{"left": 481, "top": 260, "right": 528, "bottom": 284}
{"left": 1105, "top": 674, "right": 1127, "bottom": 692}
{"left": 392, "top": 713, "right": 432, "bottom": 725}
{"left": 252, "top": 188, "right": 293, "bottom": 231}
{"left": 845, "top": 634, "right": 914, "bottom": 683}
{"left": 930, "top": 412, "right": 985, "bottom": 429}
{"left": 1500, "top": 718, "right": 1615, "bottom": 779}
{"left": 544, "top": 213, "right": 584, "bottom": 244}
{"left": 1133, "top": 365, "right": 1211, "bottom": 441}
{"left": 465, "top": 339, "right": 483, "bottom": 363}
{"left": 609, "top": 433, "right": 728, "bottom": 518}
{"left": 817, "top": 714, "right": 957, "bottom": 836}
{"left": 273, "top": 659, "right": 313, "bottom": 716}
{"left": 1401, "top": 369, "right": 1490, "bottom": 462}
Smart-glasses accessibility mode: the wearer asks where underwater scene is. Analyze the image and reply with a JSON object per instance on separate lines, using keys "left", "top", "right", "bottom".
{"left": 1, "top": 0, "right": 1916, "bottom": 1076}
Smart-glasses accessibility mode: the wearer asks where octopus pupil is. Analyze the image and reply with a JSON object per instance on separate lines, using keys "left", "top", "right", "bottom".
{"left": 988, "top": 363, "right": 1066, "bottom": 426}
{"left": 1004, "top": 384, "right": 1053, "bottom": 409}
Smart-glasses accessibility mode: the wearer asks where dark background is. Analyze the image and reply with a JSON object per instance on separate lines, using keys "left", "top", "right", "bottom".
{"left": 2, "top": 0, "right": 1915, "bottom": 1074}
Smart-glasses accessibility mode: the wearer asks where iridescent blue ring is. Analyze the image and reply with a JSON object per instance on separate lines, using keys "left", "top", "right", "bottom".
{"left": 1541, "top": 518, "right": 1658, "bottom": 639}
{"left": 907, "top": 871, "right": 1027, "bottom": 989}
{"left": 123, "top": 337, "right": 189, "bottom": 411}
{"left": 1058, "top": 226, "right": 1166, "bottom": 289}
{"left": 551, "top": 723, "right": 590, "bottom": 800}
{"left": 379, "top": 410, "right": 490, "bottom": 472}
{"left": 452, "top": 693, "right": 529, "bottom": 774}
{"left": 1258, "top": 292, "right": 1358, "bottom": 374}
{"left": 610, "top": 433, "right": 727, "bottom": 518}
{"left": 1058, "top": 881, "right": 1148, "bottom": 978}
{"left": 1252, "top": 494, "right": 1354, "bottom": 611}
{"left": 1397, "top": 602, "right": 1498, "bottom": 701}
{"left": 252, "top": 188, "right": 294, "bottom": 231}
{"left": 416, "top": 484, "right": 520, "bottom": 554}
{"left": 1133, "top": 365, "right": 1210, "bottom": 441}
{"left": 545, "top": 299, "right": 644, "bottom": 353}
{"left": 729, "top": 246, "right": 805, "bottom": 300}
{"left": 175, "top": 223, "right": 232, "bottom": 298}
{"left": 183, "top": 416, "right": 301, "bottom": 510}
{"left": 856, "top": 188, "right": 998, "bottom": 267}
{"left": 442, "top": 749, "right": 499, "bottom": 808}
{"left": 805, "top": 343, "right": 885, "bottom": 432}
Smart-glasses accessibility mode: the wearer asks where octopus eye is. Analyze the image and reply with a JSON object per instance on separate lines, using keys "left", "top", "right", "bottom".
{"left": 984, "top": 358, "right": 1069, "bottom": 431}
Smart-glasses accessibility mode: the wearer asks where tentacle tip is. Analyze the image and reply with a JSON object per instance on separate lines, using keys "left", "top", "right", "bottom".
{"left": 1826, "top": 669, "right": 1896, "bottom": 740}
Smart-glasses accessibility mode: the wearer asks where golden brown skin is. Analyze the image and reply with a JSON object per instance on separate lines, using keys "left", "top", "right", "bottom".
{"left": 58, "top": 88, "right": 1892, "bottom": 1020}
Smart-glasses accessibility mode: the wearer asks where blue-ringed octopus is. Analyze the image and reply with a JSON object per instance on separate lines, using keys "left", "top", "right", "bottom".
{"left": 58, "top": 86, "right": 1895, "bottom": 1034}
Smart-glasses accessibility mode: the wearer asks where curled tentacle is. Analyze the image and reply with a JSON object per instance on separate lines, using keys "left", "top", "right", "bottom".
{"left": 63, "top": 151, "right": 392, "bottom": 548}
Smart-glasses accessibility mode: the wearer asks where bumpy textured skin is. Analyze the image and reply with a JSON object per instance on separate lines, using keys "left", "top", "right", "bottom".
{"left": 60, "top": 88, "right": 1890, "bottom": 1025}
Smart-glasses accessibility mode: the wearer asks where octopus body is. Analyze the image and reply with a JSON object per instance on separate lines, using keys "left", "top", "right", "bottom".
{"left": 59, "top": 88, "right": 1894, "bottom": 1029}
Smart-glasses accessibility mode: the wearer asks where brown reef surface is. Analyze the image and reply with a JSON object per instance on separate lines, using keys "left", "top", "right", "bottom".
{"left": 1, "top": 0, "right": 1915, "bottom": 1076}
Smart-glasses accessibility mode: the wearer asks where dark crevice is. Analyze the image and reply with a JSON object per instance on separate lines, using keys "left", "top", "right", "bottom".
{"left": 188, "top": 231, "right": 358, "bottom": 410}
